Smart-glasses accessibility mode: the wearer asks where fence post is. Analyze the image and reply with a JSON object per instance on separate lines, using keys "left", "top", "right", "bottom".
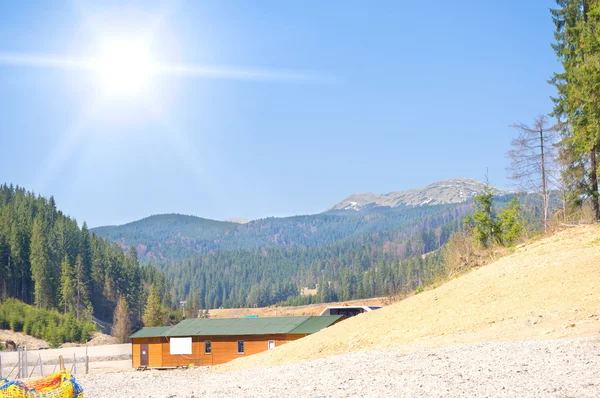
{"left": 73, "top": 353, "right": 77, "bottom": 374}
{"left": 85, "top": 346, "right": 89, "bottom": 375}
{"left": 23, "top": 347, "right": 28, "bottom": 378}
{"left": 39, "top": 353, "right": 44, "bottom": 377}
{"left": 0, "top": 351, "right": 2, "bottom": 378}
{"left": 16, "top": 347, "right": 21, "bottom": 379}
{"left": 59, "top": 355, "right": 65, "bottom": 371}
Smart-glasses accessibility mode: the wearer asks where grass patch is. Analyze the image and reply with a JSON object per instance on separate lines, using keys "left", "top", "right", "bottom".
{"left": 589, "top": 237, "right": 600, "bottom": 246}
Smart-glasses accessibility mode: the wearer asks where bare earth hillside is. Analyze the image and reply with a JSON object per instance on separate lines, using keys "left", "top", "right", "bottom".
{"left": 219, "top": 224, "right": 600, "bottom": 372}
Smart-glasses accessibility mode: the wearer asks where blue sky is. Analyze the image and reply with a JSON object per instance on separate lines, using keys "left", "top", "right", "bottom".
{"left": 0, "top": 0, "right": 558, "bottom": 227}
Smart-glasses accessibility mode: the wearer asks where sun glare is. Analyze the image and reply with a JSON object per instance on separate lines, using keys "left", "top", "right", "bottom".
{"left": 93, "top": 39, "right": 155, "bottom": 97}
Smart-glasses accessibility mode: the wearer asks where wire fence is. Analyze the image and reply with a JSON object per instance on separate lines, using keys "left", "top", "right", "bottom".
{"left": 0, "top": 347, "right": 90, "bottom": 380}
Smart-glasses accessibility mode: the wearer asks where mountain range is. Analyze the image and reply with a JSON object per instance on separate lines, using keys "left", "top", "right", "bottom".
{"left": 0, "top": 178, "right": 550, "bottom": 313}
{"left": 91, "top": 178, "right": 508, "bottom": 262}
{"left": 330, "top": 178, "right": 509, "bottom": 211}
{"left": 87, "top": 177, "right": 534, "bottom": 308}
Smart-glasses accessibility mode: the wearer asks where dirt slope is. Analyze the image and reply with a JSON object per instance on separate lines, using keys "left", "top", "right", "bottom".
{"left": 219, "top": 224, "right": 600, "bottom": 372}
{"left": 0, "top": 330, "right": 48, "bottom": 349}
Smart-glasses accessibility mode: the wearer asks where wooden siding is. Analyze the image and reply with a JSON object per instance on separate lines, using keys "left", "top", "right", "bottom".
{"left": 148, "top": 337, "right": 163, "bottom": 368}
{"left": 132, "top": 334, "right": 305, "bottom": 368}
{"left": 132, "top": 340, "right": 140, "bottom": 368}
{"left": 132, "top": 337, "right": 164, "bottom": 368}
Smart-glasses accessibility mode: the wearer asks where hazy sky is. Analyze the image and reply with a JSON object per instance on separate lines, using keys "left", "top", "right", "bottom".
{"left": 0, "top": 0, "right": 558, "bottom": 227}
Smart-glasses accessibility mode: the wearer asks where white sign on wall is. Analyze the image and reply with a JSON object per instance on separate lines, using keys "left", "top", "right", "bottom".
{"left": 170, "top": 337, "right": 192, "bottom": 355}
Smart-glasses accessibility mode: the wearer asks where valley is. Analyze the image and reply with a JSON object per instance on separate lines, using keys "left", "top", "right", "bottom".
{"left": 80, "top": 224, "right": 600, "bottom": 397}
{"left": 90, "top": 179, "right": 528, "bottom": 310}
{"left": 2, "top": 2, "right": 600, "bottom": 397}
{"left": 219, "top": 224, "right": 600, "bottom": 371}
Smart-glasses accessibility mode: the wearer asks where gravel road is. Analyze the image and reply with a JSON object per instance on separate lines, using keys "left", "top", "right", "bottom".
{"left": 80, "top": 336, "right": 600, "bottom": 397}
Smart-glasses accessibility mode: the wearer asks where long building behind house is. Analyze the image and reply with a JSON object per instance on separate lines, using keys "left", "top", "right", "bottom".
{"left": 130, "top": 315, "right": 343, "bottom": 368}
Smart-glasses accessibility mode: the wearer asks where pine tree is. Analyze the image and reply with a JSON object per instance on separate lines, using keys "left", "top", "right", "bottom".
{"left": 79, "top": 222, "right": 92, "bottom": 294}
{"left": 10, "top": 203, "right": 31, "bottom": 302}
{"left": 497, "top": 198, "right": 524, "bottom": 247}
{"left": 74, "top": 254, "right": 91, "bottom": 319}
{"left": 123, "top": 247, "right": 143, "bottom": 323}
{"left": 464, "top": 178, "right": 498, "bottom": 248}
{"left": 59, "top": 256, "right": 75, "bottom": 314}
{"left": 143, "top": 286, "right": 164, "bottom": 326}
{"left": 30, "top": 216, "right": 53, "bottom": 308}
{"left": 550, "top": 0, "right": 600, "bottom": 221}
{"left": 111, "top": 295, "right": 132, "bottom": 344}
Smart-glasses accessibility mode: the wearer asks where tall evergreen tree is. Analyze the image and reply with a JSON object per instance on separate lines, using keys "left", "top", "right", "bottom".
{"left": 30, "top": 215, "right": 53, "bottom": 308}
{"left": 464, "top": 179, "right": 498, "bottom": 248}
{"left": 79, "top": 222, "right": 92, "bottom": 291}
{"left": 550, "top": 0, "right": 600, "bottom": 220}
{"left": 496, "top": 198, "right": 524, "bottom": 246}
{"left": 74, "top": 254, "right": 91, "bottom": 320}
{"left": 143, "top": 286, "right": 165, "bottom": 326}
{"left": 10, "top": 202, "right": 31, "bottom": 302}
{"left": 60, "top": 256, "right": 75, "bottom": 314}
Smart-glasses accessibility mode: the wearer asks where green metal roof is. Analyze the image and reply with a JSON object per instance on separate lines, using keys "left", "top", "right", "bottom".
{"left": 162, "top": 315, "right": 342, "bottom": 337}
{"left": 130, "top": 326, "right": 172, "bottom": 339}
{"left": 289, "top": 315, "right": 342, "bottom": 334}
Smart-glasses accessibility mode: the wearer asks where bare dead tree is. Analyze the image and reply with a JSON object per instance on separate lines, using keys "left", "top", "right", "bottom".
{"left": 507, "top": 115, "right": 558, "bottom": 232}
{"left": 111, "top": 295, "right": 132, "bottom": 344}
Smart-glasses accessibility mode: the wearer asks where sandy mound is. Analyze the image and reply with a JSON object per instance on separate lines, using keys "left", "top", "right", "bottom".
{"left": 1, "top": 330, "right": 115, "bottom": 350}
{"left": 219, "top": 224, "right": 600, "bottom": 372}
{"left": 59, "top": 332, "right": 119, "bottom": 348}
{"left": 86, "top": 332, "right": 119, "bottom": 346}
{"left": 0, "top": 329, "right": 48, "bottom": 349}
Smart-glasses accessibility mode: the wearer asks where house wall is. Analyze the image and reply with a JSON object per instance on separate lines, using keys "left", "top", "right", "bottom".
{"left": 132, "top": 334, "right": 306, "bottom": 368}
{"left": 132, "top": 337, "right": 164, "bottom": 368}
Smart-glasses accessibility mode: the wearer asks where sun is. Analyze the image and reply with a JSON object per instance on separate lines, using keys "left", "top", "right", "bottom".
{"left": 93, "top": 38, "right": 156, "bottom": 97}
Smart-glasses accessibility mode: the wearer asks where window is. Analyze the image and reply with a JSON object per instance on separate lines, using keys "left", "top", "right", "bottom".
{"left": 204, "top": 340, "right": 212, "bottom": 354}
{"left": 237, "top": 340, "right": 245, "bottom": 354}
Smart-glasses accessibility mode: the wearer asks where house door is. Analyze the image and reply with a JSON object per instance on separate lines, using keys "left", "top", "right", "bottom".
{"left": 268, "top": 340, "right": 275, "bottom": 350}
{"left": 140, "top": 344, "right": 149, "bottom": 366}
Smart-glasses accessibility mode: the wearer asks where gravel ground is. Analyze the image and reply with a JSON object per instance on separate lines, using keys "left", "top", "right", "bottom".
{"left": 80, "top": 336, "right": 600, "bottom": 398}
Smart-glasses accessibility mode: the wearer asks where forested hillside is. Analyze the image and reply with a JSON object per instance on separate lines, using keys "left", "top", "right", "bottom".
{"left": 94, "top": 191, "right": 544, "bottom": 311}
{"left": 0, "top": 184, "right": 171, "bottom": 329}
{"left": 158, "top": 241, "right": 448, "bottom": 310}
{"left": 92, "top": 202, "right": 476, "bottom": 262}
{"left": 91, "top": 214, "right": 239, "bottom": 261}
{"left": 156, "top": 195, "right": 536, "bottom": 310}
{"left": 0, "top": 181, "right": 553, "bottom": 321}
{"left": 94, "top": 203, "right": 475, "bottom": 310}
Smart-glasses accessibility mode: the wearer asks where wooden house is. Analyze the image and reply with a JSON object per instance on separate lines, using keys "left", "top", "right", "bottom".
{"left": 130, "top": 315, "right": 343, "bottom": 368}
